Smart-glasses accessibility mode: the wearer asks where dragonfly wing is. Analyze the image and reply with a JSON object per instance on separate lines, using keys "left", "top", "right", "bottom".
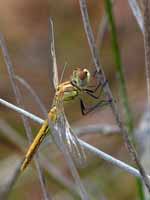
{"left": 53, "top": 103, "right": 86, "bottom": 167}
{"left": 65, "top": 118, "right": 86, "bottom": 166}
{"left": 49, "top": 18, "right": 59, "bottom": 90}
{"left": 51, "top": 111, "right": 89, "bottom": 199}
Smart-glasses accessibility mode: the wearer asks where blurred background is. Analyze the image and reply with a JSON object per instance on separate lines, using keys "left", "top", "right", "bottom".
{"left": 0, "top": 0, "right": 147, "bottom": 199}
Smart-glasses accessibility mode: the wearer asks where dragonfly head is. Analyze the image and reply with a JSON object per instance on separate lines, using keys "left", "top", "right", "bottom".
{"left": 71, "top": 68, "right": 91, "bottom": 89}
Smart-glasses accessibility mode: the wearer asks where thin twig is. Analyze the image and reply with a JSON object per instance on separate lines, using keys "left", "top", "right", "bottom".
{"left": 0, "top": 33, "right": 51, "bottom": 200}
{"left": 1, "top": 98, "right": 150, "bottom": 181}
{"left": 78, "top": 0, "right": 150, "bottom": 192}
{"left": 74, "top": 124, "right": 120, "bottom": 136}
{"left": 0, "top": 98, "right": 43, "bottom": 123}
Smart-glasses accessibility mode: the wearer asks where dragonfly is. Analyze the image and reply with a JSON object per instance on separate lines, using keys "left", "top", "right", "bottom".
{"left": 20, "top": 66, "right": 111, "bottom": 171}
{"left": 20, "top": 19, "right": 111, "bottom": 172}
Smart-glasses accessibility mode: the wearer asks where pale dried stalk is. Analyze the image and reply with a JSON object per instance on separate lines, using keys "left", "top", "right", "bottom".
{"left": 0, "top": 98, "right": 150, "bottom": 181}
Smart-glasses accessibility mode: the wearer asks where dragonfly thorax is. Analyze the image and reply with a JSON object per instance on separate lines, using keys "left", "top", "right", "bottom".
{"left": 71, "top": 68, "right": 90, "bottom": 89}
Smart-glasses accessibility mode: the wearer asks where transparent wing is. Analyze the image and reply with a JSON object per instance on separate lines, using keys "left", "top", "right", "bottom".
{"left": 50, "top": 106, "right": 88, "bottom": 199}
{"left": 49, "top": 18, "right": 59, "bottom": 90}
{"left": 49, "top": 18, "right": 86, "bottom": 166}
{"left": 63, "top": 115, "right": 86, "bottom": 166}
{"left": 53, "top": 100, "right": 86, "bottom": 167}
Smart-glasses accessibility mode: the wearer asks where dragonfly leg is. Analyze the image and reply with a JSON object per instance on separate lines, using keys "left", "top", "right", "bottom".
{"left": 85, "top": 80, "right": 108, "bottom": 97}
{"left": 80, "top": 98, "right": 112, "bottom": 115}
{"left": 85, "top": 81, "right": 108, "bottom": 99}
{"left": 80, "top": 98, "right": 86, "bottom": 115}
{"left": 85, "top": 91, "right": 100, "bottom": 99}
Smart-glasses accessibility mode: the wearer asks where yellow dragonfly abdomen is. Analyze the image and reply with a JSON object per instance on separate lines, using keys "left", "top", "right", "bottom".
{"left": 21, "top": 106, "right": 57, "bottom": 171}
